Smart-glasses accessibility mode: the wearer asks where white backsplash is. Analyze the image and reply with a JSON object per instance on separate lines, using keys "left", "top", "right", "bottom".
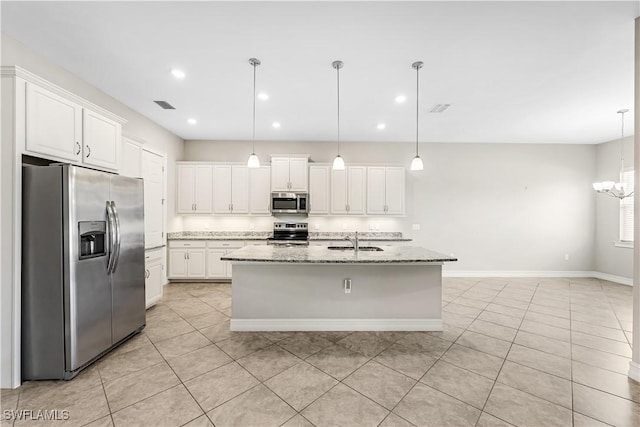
{"left": 180, "top": 215, "right": 408, "bottom": 233}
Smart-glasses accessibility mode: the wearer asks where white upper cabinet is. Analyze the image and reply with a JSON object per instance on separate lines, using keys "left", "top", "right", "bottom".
{"left": 331, "top": 166, "right": 366, "bottom": 215}
{"left": 213, "top": 165, "right": 249, "bottom": 214}
{"left": 121, "top": 137, "right": 143, "bottom": 178}
{"left": 82, "top": 108, "right": 121, "bottom": 171}
{"left": 367, "top": 166, "right": 405, "bottom": 215}
{"left": 26, "top": 83, "right": 83, "bottom": 162}
{"left": 249, "top": 166, "right": 271, "bottom": 215}
{"left": 309, "top": 165, "right": 330, "bottom": 215}
{"left": 142, "top": 149, "right": 165, "bottom": 248}
{"left": 271, "top": 156, "right": 308, "bottom": 191}
{"left": 24, "top": 80, "right": 124, "bottom": 172}
{"left": 177, "top": 164, "right": 212, "bottom": 213}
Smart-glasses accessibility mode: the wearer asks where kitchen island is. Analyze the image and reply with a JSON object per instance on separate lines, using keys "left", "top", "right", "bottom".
{"left": 222, "top": 245, "right": 457, "bottom": 332}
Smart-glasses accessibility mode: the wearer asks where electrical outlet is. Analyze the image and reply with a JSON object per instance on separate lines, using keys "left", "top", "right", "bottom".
{"left": 375, "top": 224, "right": 380, "bottom": 230}
{"left": 249, "top": 223, "right": 255, "bottom": 230}
{"left": 412, "top": 223, "right": 421, "bottom": 231}
{"left": 315, "top": 223, "right": 320, "bottom": 230}
{"left": 369, "top": 223, "right": 374, "bottom": 230}
{"left": 342, "top": 223, "right": 348, "bottom": 230}
{"left": 344, "top": 278, "right": 352, "bottom": 294}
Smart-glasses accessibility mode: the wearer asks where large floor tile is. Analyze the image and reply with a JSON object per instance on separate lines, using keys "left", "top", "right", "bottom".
{"left": 571, "top": 344, "right": 632, "bottom": 375}
{"left": 236, "top": 344, "right": 302, "bottom": 381}
{"left": 154, "top": 330, "right": 211, "bottom": 359}
{"left": 103, "top": 362, "right": 180, "bottom": 412}
{"left": 475, "top": 412, "right": 514, "bottom": 427}
{"left": 343, "top": 361, "right": 416, "bottom": 410}
{"left": 97, "top": 340, "right": 164, "bottom": 383}
{"left": 573, "top": 383, "right": 640, "bottom": 426}
{"left": 484, "top": 383, "right": 572, "bottom": 427}
{"left": 523, "top": 310, "right": 570, "bottom": 329}
{"left": 440, "top": 344, "right": 504, "bottom": 380}
{"left": 207, "top": 384, "right": 296, "bottom": 427}
{"left": 519, "top": 319, "right": 570, "bottom": 342}
{"left": 1, "top": 387, "right": 20, "bottom": 412}
{"left": 476, "top": 311, "right": 522, "bottom": 329}
{"left": 302, "top": 383, "right": 389, "bottom": 427}
{"left": 374, "top": 343, "right": 438, "bottom": 380}
{"left": 456, "top": 330, "right": 511, "bottom": 358}
{"left": 166, "top": 344, "right": 232, "bottom": 381}
{"left": 572, "top": 331, "right": 632, "bottom": 358}
{"left": 394, "top": 383, "right": 481, "bottom": 427}
{"left": 336, "top": 332, "right": 394, "bottom": 358}
{"left": 305, "top": 344, "right": 370, "bottom": 380}
{"left": 571, "top": 320, "right": 628, "bottom": 342}
{"left": 443, "top": 302, "right": 482, "bottom": 318}
{"left": 144, "top": 317, "right": 196, "bottom": 343}
{"left": 184, "top": 361, "right": 258, "bottom": 412}
{"left": 199, "top": 320, "right": 231, "bottom": 343}
{"left": 506, "top": 344, "right": 571, "bottom": 379}
{"left": 395, "top": 332, "right": 452, "bottom": 356}
{"left": 467, "top": 319, "right": 517, "bottom": 342}
{"left": 111, "top": 384, "right": 202, "bottom": 427}
{"left": 514, "top": 330, "right": 571, "bottom": 358}
{"left": 420, "top": 360, "right": 494, "bottom": 409}
{"left": 424, "top": 323, "right": 465, "bottom": 342}
{"left": 572, "top": 412, "right": 610, "bottom": 427}
{"left": 281, "top": 414, "right": 315, "bottom": 427}
{"left": 279, "top": 333, "right": 335, "bottom": 359}
{"left": 216, "top": 332, "right": 273, "bottom": 359}
{"left": 572, "top": 360, "right": 640, "bottom": 403}
{"left": 497, "top": 360, "right": 572, "bottom": 408}
{"left": 265, "top": 362, "right": 338, "bottom": 411}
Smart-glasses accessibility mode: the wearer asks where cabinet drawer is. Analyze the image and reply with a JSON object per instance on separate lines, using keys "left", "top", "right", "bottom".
{"left": 207, "top": 241, "right": 244, "bottom": 249}
{"left": 145, "top": 248, "right": 163, "bottom": 263}
{"left": 169, "top": 240, "right": 206, "bottom": 248}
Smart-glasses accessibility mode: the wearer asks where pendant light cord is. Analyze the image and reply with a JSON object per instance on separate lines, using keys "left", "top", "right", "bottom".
{"left": 415, "top": 64, "right": 419, "bottom": 157}
{"left": 337, "top": 64, "right": 341, "bottom": 156}
{"left": 252, "top": 62, "right": 257, "bottom": 153}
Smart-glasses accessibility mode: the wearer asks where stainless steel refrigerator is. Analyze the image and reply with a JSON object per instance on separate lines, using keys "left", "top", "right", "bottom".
{"left": 22, "top": 164, "right": 146, "bottom": 380}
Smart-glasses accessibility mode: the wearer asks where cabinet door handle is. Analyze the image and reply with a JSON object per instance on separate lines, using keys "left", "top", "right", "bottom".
{"left": 187, "top": 252, "right": 190, "bottom": 260}
{"left": 231, "top": 203, "right": 233, "bottom": 211}
{"left": 85, "top": 144, "right": 91, "bottom": 158}
{"left": 145, "top": 269, "right": 150, "bottom": 279}
{"left": 76, "top": 141, "right": 81, "bottom": 155}
{"left": 184, "top": 253, "right": 186, "bottom": 259}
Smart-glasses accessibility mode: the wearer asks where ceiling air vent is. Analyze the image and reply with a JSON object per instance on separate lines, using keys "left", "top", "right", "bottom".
{"left": 153, "top": 100, "right": 176, "bottom": 110}
{"left": 429, "top": 104, "right": 451, "bottom": 113}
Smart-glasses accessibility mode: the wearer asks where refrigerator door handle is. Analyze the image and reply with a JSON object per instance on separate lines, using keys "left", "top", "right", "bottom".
{"left": 106, "top": 202, "right": 116, "bottom": 274}
{"left": 110, "top": 201, "right": 122, "bottom": 273}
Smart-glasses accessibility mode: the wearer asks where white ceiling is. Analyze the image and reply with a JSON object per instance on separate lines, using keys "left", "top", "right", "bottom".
{"left": 1, "top": 1, "right": 637, "bottom": 144}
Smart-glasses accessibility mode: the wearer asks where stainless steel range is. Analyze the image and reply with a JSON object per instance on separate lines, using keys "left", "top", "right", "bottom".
{"left": 267, "top": 222, "right": 309, "bottom": 246}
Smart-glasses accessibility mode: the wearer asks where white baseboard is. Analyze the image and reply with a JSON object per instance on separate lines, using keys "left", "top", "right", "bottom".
{"left": 629, "top": 361, "right": 640, "bottom": 383}
{"left": 230, "top": 318, "right": 443, "bottom": 332}
{"left": 443, "top": 270, "right": 633, "bottom": 286}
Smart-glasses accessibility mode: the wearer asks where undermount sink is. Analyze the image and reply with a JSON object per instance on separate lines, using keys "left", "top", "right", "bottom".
{"left": 327, "top": 246, "right": 384, "bottom": 252}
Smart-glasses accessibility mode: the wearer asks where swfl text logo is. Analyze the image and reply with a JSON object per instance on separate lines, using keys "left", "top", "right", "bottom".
{"left": 3, "top": 409, "right": 70, "bottom": 421}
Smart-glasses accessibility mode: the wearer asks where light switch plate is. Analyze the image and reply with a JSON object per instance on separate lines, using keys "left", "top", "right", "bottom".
{"left": 412, "top": 224, "right": 421, "bottom": 231}
{"left": 315, "top": 223, "right": 320, "bottom": 230}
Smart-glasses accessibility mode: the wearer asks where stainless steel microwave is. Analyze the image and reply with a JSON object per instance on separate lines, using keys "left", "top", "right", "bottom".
{"left": 271, "top": 192, "right": 309, "bottom": 215}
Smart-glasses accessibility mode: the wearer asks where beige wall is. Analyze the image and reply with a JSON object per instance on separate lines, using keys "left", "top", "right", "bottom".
{"left": 184, "top": 139, "right": 598, "bottom": 273}
{"left": 594, "top": 135, "right": 634, "bottom": 279}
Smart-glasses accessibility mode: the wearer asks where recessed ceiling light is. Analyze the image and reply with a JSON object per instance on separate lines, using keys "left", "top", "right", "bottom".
{"left": 395, "top": 95, "right": 407, "bottom": 103}
{"left": 187, "top": 118, "right": 197, "bottom": 125}
{"left": 377, "top": 123, "right": 386, "bottom": 130}
{"left": 171, "top": 69, "right": 186, "bottom": 80}
{"left": 272, "top": 122, "right": 281, "bottom": 128}
{"left": 258, "top": 93, "right": 269, "bottom": 100}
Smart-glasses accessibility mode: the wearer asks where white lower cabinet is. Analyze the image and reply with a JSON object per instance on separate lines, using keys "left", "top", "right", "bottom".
{"left": 207, "top": 241, "right": 244, "bottom": 279}
{"left": 168, "top": 241, "right": 206, "bottom": 279}
{"left": 144, "top": 248, "right": 163, "bottom": 308}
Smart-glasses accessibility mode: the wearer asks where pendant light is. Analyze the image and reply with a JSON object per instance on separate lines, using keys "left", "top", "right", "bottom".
{"left": 332, "top": 60, "right": 345, "bottom": 170}
{"left": 592, "top": 109, "right": 633, "bottom": 199}
{"left": 410, "top": 61, "right": 424, "bottom": 171}
{"left": 247, "top": 58, "right": 261, "bottom": 168}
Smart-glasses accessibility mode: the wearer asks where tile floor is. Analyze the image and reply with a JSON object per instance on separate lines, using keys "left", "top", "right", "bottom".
{"left": 1, "top": 277, "right": 639, "bottom": 427}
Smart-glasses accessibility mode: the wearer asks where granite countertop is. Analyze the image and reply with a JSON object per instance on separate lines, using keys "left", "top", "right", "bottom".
{"left": 167, "top": 231, "right": 411, "bottom": 242}
{"left": 221, "top": 245, "right": 456, "bottom": 264}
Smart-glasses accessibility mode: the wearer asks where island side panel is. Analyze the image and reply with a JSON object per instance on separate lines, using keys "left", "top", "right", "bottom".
{"left": 230, "top": 262, "right": 443, "bottom": 331}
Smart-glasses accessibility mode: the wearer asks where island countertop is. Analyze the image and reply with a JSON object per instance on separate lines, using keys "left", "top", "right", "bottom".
{"left": 221, "top": 245, "right": 457, "bottom": 264}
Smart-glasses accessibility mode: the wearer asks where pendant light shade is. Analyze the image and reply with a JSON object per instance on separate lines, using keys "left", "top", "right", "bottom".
{"left": 247, "top": 58, "right": 261, "bottom": 168}
{"left": 410, "top": 155, "right": 424, "bottom": 171}
{"left": 332, "top": 60, "right": 344, "bottom": 170}
{"left": 410, "top": 61, "right": 424, "bottom": 171}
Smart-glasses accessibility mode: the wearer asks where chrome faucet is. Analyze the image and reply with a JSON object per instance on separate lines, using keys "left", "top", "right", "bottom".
{"left": 344, "top": 231, "right": 359, "bottom": 252}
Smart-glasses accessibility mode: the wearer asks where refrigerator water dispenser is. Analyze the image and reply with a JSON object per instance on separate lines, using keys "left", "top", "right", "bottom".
{"left": 79, "top": 221, "right": 106, "bottom": 259}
